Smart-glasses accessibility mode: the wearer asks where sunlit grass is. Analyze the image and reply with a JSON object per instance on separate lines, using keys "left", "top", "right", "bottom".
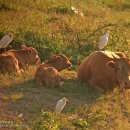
{"left": 0, "top": 0, "right": 130, "bottom": 129}
{"left": 0, "top": 68, "right": 130, "bottom": 129}
{"left": 0, "top": 66, "right": 36, "bottom": 87}
{"left": 1, "top": 92, "right": 23, "bottom": 102}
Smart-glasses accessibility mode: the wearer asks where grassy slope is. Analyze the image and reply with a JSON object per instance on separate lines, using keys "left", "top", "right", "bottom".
{"left": 0, "top": 67, "right": 130, "bottom": 130}
{"left": 0, "top": 0, "right": 130, "bottom": 129}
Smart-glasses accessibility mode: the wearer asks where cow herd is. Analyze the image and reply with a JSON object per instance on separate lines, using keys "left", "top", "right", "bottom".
{"left": 34, "top": 54, "right": 72, "bottom": 87}
{"left": 0, "top": 44, "right": 130, "bottom": 93}
{"left": 0, "top": 45, "right": 40, "bottom": 73}
{"left": 0, "top": 45, "right": 72, "bottom": 88}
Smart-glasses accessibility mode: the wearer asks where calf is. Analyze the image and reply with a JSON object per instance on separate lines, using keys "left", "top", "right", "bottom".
{"left": 0, "top": 53, "right": 20, "bottom": 73}
{"left": 35, "top": 67, "right": 64, "bottom": 88}
{"left": 4, "top": 45, "right": 40, "bottom": 71}
{"left": 34, "top": 54, "right": 72, "bottom": 87}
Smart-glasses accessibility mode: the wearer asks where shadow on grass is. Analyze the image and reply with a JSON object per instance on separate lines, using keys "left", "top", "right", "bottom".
{"left": 0, "top": 78, "right": 103, "bottom": 123}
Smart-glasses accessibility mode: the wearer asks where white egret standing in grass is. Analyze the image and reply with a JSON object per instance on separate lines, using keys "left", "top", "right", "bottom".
{"left": 98, "top": 30, "right": 110, "bottom": 51}
{"left": 0, "top": 34, "right": 14, "bottom": 51}
{"left": 18, "top": 114, "right": 23, "bottom": 118}
{"left": 71, "top": 6, "right": 84, "bottom": 17}
{"left": 55, "top": 97, "right": 69, "bottom": 113}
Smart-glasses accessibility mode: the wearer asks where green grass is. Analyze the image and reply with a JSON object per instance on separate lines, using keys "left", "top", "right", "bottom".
{"left": 0, "top": 67, "right": 130, "bottom": 130}
{"left": 0, "top": 0, "right": 129, "bottom": 63}
{"left": 0, "top": 0, "right": 130, "bottom": 129}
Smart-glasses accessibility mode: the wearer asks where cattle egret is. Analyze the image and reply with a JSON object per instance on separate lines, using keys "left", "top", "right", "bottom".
{"left": 55, "top": 97, "right": 69, "bottom": 113}
{"left": 71, "top": 6, "right": 84, "bottom": 17}
{"left": 98, "top": 30, "right": 110, "bottom": 51}
{"left": 18, "top": 114, "right": 23, "bottom": 118}
{"left": 71, "top": 6, "right": 76, "bottom": 11}
{"left": 79, "top": 12, "right": 84, "bottom": 17}
{"left": 0, "top": 34, "right": 14, "bottom": 51}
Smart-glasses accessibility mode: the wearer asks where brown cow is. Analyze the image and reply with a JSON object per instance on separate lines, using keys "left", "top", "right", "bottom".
{"left": 34, "top": 54, "right": 72, "bottom": 87}
{"left": 35, "top": 67, "right": 64, "bottom": 88}
{"left": 0, "top": 53, "right": 20, "bottom": 73}
{"left": 4, "top": 45, "right": 40, "bottom": 71}
{"left": 35, "top": 54, "right": 72, "bottom": 76}
{"left": 77, "top": 51, "right": 130, "bottom": 92}
{"left": 49, "top": 54, "right": 72, "bottom": 71}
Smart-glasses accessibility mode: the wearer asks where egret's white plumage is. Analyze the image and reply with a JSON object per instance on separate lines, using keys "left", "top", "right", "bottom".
{"left": 71, "top": 6, "right": 76, "bottom": 11}
{"left": 18, "top": 114, "right": 23, "bottom": 118}
{"left": 55, "top": 97, "right": 68, "bottom": 113}
{"left": 79, "top": 12, "right": 84, "bottom": 17}
{"left": 99, "top": 30, "right": 110, "bottom": 50}
{"left": 0, "top": 34, "right": 14, "bottom": 51}
{"left": 71, "top": 6, "right": 84, "bottom": 17}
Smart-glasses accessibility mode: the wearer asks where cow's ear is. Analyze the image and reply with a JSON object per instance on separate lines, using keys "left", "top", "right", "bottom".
{"left": 28, "top": 48, "right": 32, "bottom": 53}
{"left": 56, "top": 56, "right": 62, "bottom": 61}
{"left": 106, "top": 61, "right": 116, "bottom": 68}
{"left": 21, "top": 45, "right": 28, "bottom": 49}
{"left": 50, "top": 54, "right": 58, "bottom": 59}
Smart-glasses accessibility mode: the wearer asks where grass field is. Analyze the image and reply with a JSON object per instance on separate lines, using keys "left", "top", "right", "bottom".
{"left": 0, "top": 0, "right": 130, "bottom": 129}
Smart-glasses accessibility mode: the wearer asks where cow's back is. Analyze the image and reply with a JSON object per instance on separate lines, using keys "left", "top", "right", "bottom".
{"left": 0, "top": 54, "right": 20, "bottom": 73}
{"left": 77, "top": 51, "right": 119, "bottom": 82}
{"left": 5, "top": 50, "right": 26, "bottom": 60}
{"left": 77, "top": 52, "right": 97, "bottom": 82}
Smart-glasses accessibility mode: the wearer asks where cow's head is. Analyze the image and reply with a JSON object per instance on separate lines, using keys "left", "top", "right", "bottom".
{"left": 49, "top": 54, "right": 72, "bottom": 71}
{"left": 21, "top": 45, "right": 40, "bottom": 64}
{"left": 59, "top": 54, "right": 72, "bottom": 69}
{"left": 107, "top": 58, "right": 130, "bottom": 89}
